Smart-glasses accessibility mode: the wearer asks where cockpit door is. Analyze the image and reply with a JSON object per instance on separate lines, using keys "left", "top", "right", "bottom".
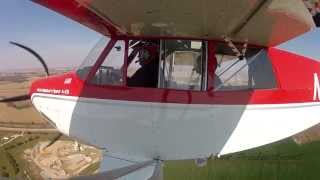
{"left": 158, "top": 40, "right": 207, "bottom": 91}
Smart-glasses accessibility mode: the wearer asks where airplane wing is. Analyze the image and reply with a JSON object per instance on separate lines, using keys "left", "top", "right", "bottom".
{"left": 32, "top": 0, "right": 317, "bottom": 47}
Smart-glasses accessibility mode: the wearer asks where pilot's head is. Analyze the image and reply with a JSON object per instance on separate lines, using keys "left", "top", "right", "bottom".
{"left": 138, "top": 48, "right": 151, "bottom": 65}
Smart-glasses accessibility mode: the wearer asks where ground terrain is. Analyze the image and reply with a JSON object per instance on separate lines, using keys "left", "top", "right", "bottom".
{"left": 0, "top": 69, "right": 101, "bottom": 179}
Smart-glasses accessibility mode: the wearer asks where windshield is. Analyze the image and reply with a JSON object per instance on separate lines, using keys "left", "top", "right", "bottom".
{"left": 76, "top": 37, "right": 110, "bottom": 80}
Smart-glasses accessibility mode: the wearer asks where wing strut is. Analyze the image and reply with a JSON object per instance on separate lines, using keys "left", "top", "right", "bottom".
{"left": 72, "top": 160, "right": 154, "bottom": 180}
{"left": 148, "top": 161, "right": 163, "bottom": 180}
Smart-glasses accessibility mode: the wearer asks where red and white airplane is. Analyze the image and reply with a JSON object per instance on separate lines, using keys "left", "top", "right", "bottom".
{"left": 2, "top": 0, "right": 320, "bottom": 179}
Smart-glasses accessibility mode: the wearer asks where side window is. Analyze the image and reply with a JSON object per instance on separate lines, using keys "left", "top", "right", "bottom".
{"left": 159, "top": 40, "right": 207, "bottom": 91}
{"left": 214, "top": 44, "right": 276, "bottom": 91}
{"left": 91, "top": 40, "right": 125, "bottom": 86}
{"left": 76, "top": 37, "right": 110, "bottom": 80}
{"left": 126, "top": 40, "right": 160, "bottom": 88}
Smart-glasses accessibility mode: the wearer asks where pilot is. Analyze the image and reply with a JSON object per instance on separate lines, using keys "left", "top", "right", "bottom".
{"left": 127, "top": 41, "right": 159, "bottom": 87}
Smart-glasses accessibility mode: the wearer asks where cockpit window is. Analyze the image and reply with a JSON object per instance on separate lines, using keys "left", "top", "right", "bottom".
{"left": 158, "top": 40, "right": 207, "bottom": 91}
{"left": 214, "top": 43, "right": 276, "bottom": 91}
{"left": 91, "top": 40, "right": 125, "bottom": 86}
{"left": 126, "top": 39, "right": 208, "bottom": 91}
{"left": 76, "top": 37, "right": 110, "bottom": 80}
{"left": 127, "top": 40, "right": 160, "bottom": 88}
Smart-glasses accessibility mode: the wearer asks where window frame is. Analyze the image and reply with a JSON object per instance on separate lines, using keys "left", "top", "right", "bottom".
{"left": 85, "top": 39, "right": 128, "bottom": 87}
{"left": 76, "top": 37, "right": 112, "bottom": 81}
{"left": 81, "top": 37, "right": 278, "bottom": 93}
{"left": 157, "top": 39, "right": 208, "bottom": 92}
{"left": 210, "top": 43, "right": 279, "bottom": 92}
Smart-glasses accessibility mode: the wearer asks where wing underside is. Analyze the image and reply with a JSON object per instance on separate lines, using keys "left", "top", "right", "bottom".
{"left": 32, "top": 0, "right": 318, "bottom": 47}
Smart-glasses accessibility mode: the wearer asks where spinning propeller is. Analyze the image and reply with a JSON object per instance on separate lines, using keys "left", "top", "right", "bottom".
{"left": 0, "top": 41, "right": 49, "bottom": 103}
{"left": 0, "top": 42, "right": 63, "bottom": 148}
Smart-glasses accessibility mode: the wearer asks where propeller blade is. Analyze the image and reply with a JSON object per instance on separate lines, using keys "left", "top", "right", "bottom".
{"left": 9, "top": 41, "right": 49, "bottom": 76}
{"left": 0, "top": 94, "right": 29, "bottom": 103}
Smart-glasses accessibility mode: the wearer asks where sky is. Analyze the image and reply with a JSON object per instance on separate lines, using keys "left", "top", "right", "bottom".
{"left": 0, "top": 0, "right": 101, "bottom": 71}
{"left": 1, "top": 0, "right": 320, "bottom": 71}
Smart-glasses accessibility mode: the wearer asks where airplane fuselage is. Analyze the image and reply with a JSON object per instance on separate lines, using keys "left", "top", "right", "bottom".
{"left": 29, "top": 40, "right": 320, "bottom": 161}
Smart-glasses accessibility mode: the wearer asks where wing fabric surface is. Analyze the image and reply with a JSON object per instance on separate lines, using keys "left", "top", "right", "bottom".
{"left": 33, "top": 0, "right": 315, "bottom": 47}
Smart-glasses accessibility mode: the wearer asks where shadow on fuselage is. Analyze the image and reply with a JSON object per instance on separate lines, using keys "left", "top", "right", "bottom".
{"left": 67, "top": 83, "right": 250, "bottom": 161}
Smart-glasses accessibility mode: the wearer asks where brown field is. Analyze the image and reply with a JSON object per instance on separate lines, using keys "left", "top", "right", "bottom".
{"left": 0, "top": 70, "right": 68, "bottom": 128}
{"left": 0, "top": 69, "right": 102, "bottom": 179}
{"left": 0, "top": 78, "right": 46, "bottom": 127}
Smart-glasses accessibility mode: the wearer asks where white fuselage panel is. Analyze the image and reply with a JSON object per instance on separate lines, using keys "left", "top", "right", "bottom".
{"left": 31, "top": 93, "right": 320, "bottom": 160}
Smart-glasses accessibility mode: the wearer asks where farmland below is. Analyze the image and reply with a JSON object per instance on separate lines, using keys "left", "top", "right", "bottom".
{"left": 0, "top": 69, "right": 101, "bottom": 179}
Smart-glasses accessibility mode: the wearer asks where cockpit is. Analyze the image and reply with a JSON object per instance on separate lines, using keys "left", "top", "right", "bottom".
{"left": 76, "top": 37, "right": 276, "bottom": 93}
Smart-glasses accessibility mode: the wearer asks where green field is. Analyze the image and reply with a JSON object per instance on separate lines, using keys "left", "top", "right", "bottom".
{"left": 164, "top": 138, "right": 320, "bottom": 180}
